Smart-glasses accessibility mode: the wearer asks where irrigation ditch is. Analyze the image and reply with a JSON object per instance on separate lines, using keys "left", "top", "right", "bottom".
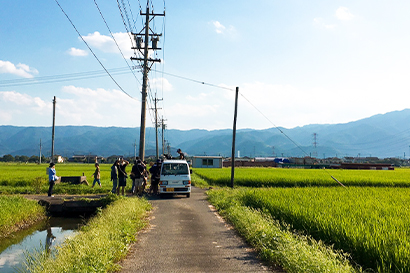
{"left": 0, "top": 194, "right": 116, "bottom": 272}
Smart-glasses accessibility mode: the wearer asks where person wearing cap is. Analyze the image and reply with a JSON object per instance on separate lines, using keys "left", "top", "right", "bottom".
{"left": 47, "top": 163, "right": 59, "bottom": 197}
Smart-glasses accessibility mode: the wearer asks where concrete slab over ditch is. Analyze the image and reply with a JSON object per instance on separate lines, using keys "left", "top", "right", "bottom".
{"left": 24, "top": 195, "right": 108, "bottom": 216}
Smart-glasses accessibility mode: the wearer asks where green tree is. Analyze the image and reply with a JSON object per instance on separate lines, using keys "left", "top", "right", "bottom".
{"left": 2, "top": 154, "right": 14, "bottom": 162}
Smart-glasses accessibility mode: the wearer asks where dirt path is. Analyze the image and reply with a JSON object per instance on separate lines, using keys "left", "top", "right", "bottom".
{"left": 119, "top": 187, "right": 278, "bottom": 272}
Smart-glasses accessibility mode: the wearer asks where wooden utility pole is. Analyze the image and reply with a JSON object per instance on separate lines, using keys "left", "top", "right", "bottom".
{"left": 230, "top": 87, "right": 239, "bottom": 188}
{"left": 131, "top": 2, "right": 164, "bottom": 160}
{"left": 161, "top": 117, "right": 167, "bottom": 155}
{"left": 152, "top": 96, "right": 162, "bottom": 160}
{"left": 39, "top": 138, "right": 42, "bottom": 164}
{"left": 51, "top": 96, "right": 56, "bottom": 163}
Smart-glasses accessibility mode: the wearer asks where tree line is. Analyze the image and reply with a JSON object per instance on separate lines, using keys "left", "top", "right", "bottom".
{"left": 0, "top": 154, "right": 47, "bottom": 163}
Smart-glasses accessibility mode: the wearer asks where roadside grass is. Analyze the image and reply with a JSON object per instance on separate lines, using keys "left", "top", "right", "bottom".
{"left": 0, "top": 195, "right": 46, "bottom": 238}
{"left": 207, "top": 189, "right": 358, "bottom": 273}
{"left": 23, "top": 196, "right": 151, "bottom": 273}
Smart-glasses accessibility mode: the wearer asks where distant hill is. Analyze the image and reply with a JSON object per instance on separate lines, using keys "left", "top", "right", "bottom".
{"left": 1, "top": 109, "right": 410, "bottom": 158}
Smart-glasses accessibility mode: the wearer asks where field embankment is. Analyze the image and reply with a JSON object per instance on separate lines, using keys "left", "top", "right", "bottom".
{"left": 23, "top": 196, "right": 151, "bottom": 272}
{"left": 0, "top": 195, "right": 46, "bottom": 238}
{"left": 193, "top": 168, "right": 410, "bottom": 273}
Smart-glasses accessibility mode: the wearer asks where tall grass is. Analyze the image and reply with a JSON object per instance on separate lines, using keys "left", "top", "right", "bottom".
{"left": 0, "top": 195, "right": 46, "bottom": 237}
{"left": 23, "top": 197, "right": 151, "bottom": 273}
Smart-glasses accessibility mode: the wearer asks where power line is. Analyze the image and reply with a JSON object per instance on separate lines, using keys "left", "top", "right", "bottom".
{"left": 54, "top": 0, "right": 134, "bottom": 99}
{"left": 151, "top": 69, "right": 235, "bottom": 91}
{"left": 0, "top": 67, "right": 135, "bottom": 88}
{"left": 93, "top": 0, "right": 141, "bottom": 86}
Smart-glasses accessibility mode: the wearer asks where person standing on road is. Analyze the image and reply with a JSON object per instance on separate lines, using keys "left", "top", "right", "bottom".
{"left": 111, "top": 159, "right": 119, "bottom": 194}
{"left": 91, "top": 163, "right": 101, "bottom": 188}
{"left": 149, "top": 159, "right": 162, "bottom": 195}
{"left": 48, "top": 162, "right": 59, "bottom": 197}
{"left": 131, "top": 159, "right": 145, "bottom": 196}
{"left": 117, "top": 158, "right": 129, "bottom": 196}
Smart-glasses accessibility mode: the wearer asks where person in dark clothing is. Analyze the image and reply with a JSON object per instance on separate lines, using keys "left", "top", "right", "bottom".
{"left": 131, "top": 159, "right": 145, "bottom": 196}
{"left": 110, "top": 160, "right": 119, "bottom": 194}
{"left": 177, "top": 148, "right": 185, "bottom": 159}
{"left": 149, "top": 159, "right": 162, "bottom": 195}
{"left": 117, "top": 158, "right": 129, "bottom": 196}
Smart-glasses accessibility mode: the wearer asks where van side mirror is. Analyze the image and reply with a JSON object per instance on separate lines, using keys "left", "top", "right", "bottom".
{"left": 190, "top": 169, "right": 193, "bottom": 174}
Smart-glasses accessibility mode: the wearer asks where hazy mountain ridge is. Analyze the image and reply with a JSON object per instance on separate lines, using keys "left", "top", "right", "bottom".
{"left": 1, "top": 109, "right": 410, "bottom": 158}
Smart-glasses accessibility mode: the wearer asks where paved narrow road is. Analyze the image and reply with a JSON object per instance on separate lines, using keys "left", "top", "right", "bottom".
{"left": 119, "top": 187, "right": 275, "bottom": 272}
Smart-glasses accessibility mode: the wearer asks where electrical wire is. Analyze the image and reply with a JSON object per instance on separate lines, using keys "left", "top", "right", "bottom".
{"left": 0, "top": 67, "right": 133, "bottom": 88}
{"left": 93, "top": 0, "right": 141, "bottom": 86}
{"left": 54, "top": 0, "right": 134, "bottom": 99}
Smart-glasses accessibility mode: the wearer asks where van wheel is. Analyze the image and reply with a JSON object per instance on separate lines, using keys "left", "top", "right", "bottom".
{"left": 186, "top": 193, "right": 190, "bottom": 198}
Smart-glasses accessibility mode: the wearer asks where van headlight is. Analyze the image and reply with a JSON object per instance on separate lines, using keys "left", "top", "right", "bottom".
{"left": 160, "top": 181, "right": 168, "bottom": 185}
{"left": 183, "top": 180, "right": 191, "bottom": 185}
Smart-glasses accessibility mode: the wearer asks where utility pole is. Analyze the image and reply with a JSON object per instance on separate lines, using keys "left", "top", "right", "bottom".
{"left": 151, "top": 96, "right": 162, "bottom": 160}
{"left": 131, "top": 2, "right": 165, "bottom": 161}
{"left": 230, "top": 87, "right": 239, "bottom": 188}
{"left": 133, "top": 140, "right": 137, "bottom": 160}
{"left": 161, "top": 117, "right": 167, "bottom": 155}
{"left": 39, "top": 139, "right": 42, "bottom": 164}
{"left": 51, "top": 96, "right": 56, "bottom": 163}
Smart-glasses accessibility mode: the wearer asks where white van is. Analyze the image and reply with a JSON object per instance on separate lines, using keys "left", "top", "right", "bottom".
{"left": 159, "top": 160, "right": 192, "bottom": 198}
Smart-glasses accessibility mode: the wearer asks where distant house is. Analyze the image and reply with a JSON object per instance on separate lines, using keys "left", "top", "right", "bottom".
{"left": 192, "top": 156, "right": 223, "bottom": 168}
{"left": 56, "top": 155, "right": 64, "bottom": 163}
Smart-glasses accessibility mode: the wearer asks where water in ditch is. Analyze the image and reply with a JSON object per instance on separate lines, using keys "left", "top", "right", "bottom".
{"left": 0, "top": 217, "right": 86, "bottom": 272}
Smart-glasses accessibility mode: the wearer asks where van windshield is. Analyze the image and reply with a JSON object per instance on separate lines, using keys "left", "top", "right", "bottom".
{"left": 162, "top": 163, "right": 189, "bottom": 175}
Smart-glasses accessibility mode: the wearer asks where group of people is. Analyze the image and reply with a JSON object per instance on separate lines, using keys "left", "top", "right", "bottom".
{"left": 110, "top": 157, "right": 162, "bottom": 196}
{"left": 47, "top": 148, "right": 186, "bottom": 197}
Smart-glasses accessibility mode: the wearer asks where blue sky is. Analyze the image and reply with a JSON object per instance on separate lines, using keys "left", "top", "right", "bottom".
{"left": 1, "top": 0, "right": 410, "bottom": 130}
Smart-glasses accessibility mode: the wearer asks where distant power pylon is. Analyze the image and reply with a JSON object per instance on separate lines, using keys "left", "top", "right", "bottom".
{"left": 312, "top": 133, "right": 318, "bottom": 158}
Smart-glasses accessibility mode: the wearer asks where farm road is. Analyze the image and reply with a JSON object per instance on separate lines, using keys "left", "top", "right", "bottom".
{"left": 119, "top": 187, "right": 276, "bottom": 272}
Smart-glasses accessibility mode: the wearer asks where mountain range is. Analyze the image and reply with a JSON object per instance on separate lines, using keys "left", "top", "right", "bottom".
{"left": 1, "top": 109, "right": 410, "bottom": 159}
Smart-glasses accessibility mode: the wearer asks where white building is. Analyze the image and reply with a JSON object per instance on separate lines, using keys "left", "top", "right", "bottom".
{"left": 192, "top": 156, "right": 223, "bottom": 168}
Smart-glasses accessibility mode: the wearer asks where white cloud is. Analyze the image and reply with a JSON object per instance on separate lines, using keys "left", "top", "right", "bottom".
{"left": 0, "top": 91, "right": 50, "bottom": 125}
{"left": 0, "top": 87, "right": 141, "bottom": 127}
{"left": 212, "top": 21, "right": 226, "bottom": 34}
{"left": 0, "top": 60, "right": 38, "bottom": 78}
{"left": 335, "top": 7, "right": 354, "bottom": 21}
{"left": 150, "top": 77, "right": 173, "bottom": 92}
{"left": 59, "top": 85, "right": 140, "bottom": 126}
{"left": 67, "top": 47, "right": 88, "bottom": 56}
{"left": 82, "top": 31, "right": 134, "bottom": 57}
{"left": 210, "top": 21, "right": 236, "bottom": 35}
